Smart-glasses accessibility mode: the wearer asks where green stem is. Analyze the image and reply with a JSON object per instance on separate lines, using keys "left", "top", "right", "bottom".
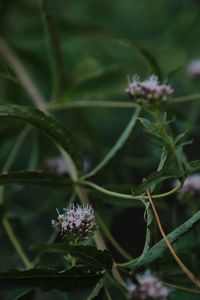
{"left": 2, "top": 126, "right": 30, "bottom": 173}
{"left": 77, "top": 180, "right": 182, "bottom": 200}
{"left": 41, "top": 0, "right": 67, "bottom": 97}
{"left": 3, "top": 217, "right": 33, "bottom": 269}
{"left": 152, "top": 110, "right": 185, "bottom": 178}
{"left": 97, "top": 215, "right": 133, "bottom": 261}
{"left": 48, "top": 100, "right": 139, "bottom": 111}
{"left": 167, "top": 93, "right": 200, "bottom": 105}
{"left": 48, "top": 93, "right": 200, "bottom": 111}
{"left": 163, "top": 281, "right": 200, "bottom": 295}
{"left": 82, "top": 107, "right": 141, "bottom": 180}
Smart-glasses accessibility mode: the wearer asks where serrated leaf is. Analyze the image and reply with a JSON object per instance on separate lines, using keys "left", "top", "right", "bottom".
{"left": 0, "top": 267, "right": 102, "bottom": 292}
{"left": 0, "top": 104, "right": 82, "bottom": 171}
{"left": 0, "top": 171, "right": 72, "bottom": 188}
{"left": 122, "top": 209, "right": 200, "bottom": 269}
{"left": 31, "top": 244, "right": 113, "bottom": 271}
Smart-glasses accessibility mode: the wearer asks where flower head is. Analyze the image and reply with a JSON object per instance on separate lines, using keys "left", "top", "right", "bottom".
{"left": 42, "top": 157, "right": 90, "bottom": 176}
{"left": 42, "top": 157, "right": 69, "bottom": 175}
{"left": 175, "top": 173, "right": 200, "bottom": 198}
{"left": 51, "top": 204, "right": 97, "bottom": 243}
{"left": 125, "top": 75, "right": 174, "bottom": 102}
{"left": 129, "top": 271, "right": 169, "bottom": 300}
{"left": 186, "top": 59, "right": 200, "bottom": 79}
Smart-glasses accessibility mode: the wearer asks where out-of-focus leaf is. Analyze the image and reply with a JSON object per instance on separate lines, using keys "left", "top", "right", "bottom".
{"left": 131, "top": 200, "right": 153, "bottom": 268}
{"left": 0, "top": 104, "right": 82, "bottom": 171}
{"left": 122, "top": 209, "right": 200, "bottom": 269}
{"left": 0, "top": 171, "right": 71, "bottom": 188}
{"left": 187, "top": 160, "right": 200, "bottom": 175}
{"left": 2, "top": 288, "right": 33, "bottom": 300}
{"left": 31, "top": 244, "right": 113, "bottom": 271}
{"left": 136, "top": 169, "right": 176, "bottom": 194}
{"left": 87, "top": 280, "right": 104, "bottom": 300}
{"left": 113, "top": 39, "right": 162, "bottom": 79}
{"left": 0, "top": 267, "right": 102, "bottom": 292}
{"left": 83, "top": 107, "right": 141, "bottom": 179}
{"left": 62, "top": 67, "right": 127, "bottom": 98}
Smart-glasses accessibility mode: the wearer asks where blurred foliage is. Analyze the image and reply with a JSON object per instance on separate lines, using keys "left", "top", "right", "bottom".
{"left": 0, "top": 0, "right": 200, "bottom": 299}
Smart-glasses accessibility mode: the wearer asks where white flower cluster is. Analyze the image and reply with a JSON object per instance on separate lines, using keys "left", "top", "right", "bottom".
{"left": 125, "top": 75, "right": 174, "bottom": 102}
{"left": 51, "top": 204, "right": 97, "bottom": 242}
{"left": 43, "top": 157, "right": 70, "bottom": 175}
{"left": 129, "top": 271, "right": 169, "bottom": 300}
{"left": 42, "top": 157, "right": 90, "bottom": 176}
{"left": 186, "top": 59, "right": 200, "bottom": 79}
{"left": 176, "top": 173, "right": 200, "bottom": 197}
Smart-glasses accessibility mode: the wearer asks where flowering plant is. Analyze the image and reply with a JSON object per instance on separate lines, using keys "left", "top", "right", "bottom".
{"left": 0, "top": 1, "right": 200, "bottom": 300}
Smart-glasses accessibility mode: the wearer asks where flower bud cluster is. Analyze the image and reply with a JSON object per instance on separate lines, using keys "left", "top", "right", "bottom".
{"left": 51, "top": 204, "right": 97, "bottom": 243}
{"left": 125, "top": 75, "right": 174, "bottom": 102}
{"left": 176, "top": 173, "right": 200, "bottom": 197}
{"left": 129, "top": 271, "right": 169, "bottom": 300}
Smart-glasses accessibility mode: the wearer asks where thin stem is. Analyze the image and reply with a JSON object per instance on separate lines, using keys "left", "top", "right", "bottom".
{"left": 97, "top": 215, "right": 133, "bottom": 261}
{"left": 146, "top": 189, "right": 200, "bottom": 288}
{"left": 41, "top": 0, "right": 67, "bottom": 97}
{"left": 48, "top": 100, "right": 139, "bottom": 111}
{"left": 2, "top": 126, "right": 30, "bottom": 173}
{"left": 0, "top": 37, "right": 48, "bottom": 114}
{"left": 167, "top": 93, "right": 200, "bottom": 105}
{"left": 163, "top": 281, "right": 200, "bottom": 295}
{"left": 77, "top": 180, "right": 182, "bottom": 201}
{"left": 152, "top": 110, "right": 185, "bottom": 178}
{"left": 3, "top": 217, "right": 33, "bottom": 269}
{"left": 82, "top": 106, "right": 141, "bottom": 180}
{"left": 105, "top": 286, "right": 113, "bottom": 300}
{"left": 48, "top": 93, "right": 200, "bottom": 111}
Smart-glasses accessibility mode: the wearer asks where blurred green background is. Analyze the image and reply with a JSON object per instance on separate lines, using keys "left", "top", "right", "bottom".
{"left": 0, "top": 0, "right": 200, "bottom": 299}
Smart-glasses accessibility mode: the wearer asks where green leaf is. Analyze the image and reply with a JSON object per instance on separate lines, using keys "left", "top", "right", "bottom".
{"left": 113, "top": 39, "right": 162, "bottom": 79}
{"left": 0, "top": 104, "right": 82, "bottom": 171}
{"left": 87, "top": 280, "right": 104, "bottom": 300}
{"left": 0, "top": 171, "right": 72, "bottom": 188}
{"left": 83, "top": 107, "right": 141, "bottom": 179}
{"left": 68, "top": 67, "right": 127, "bottom": 98}
{"left": 31, "top": 244, "right": 113, "bottom": 271}
{"left": 0, "top": 267, "right": 102, "bottom": 292}
{"left": 122, "top": 209, "right": 200, "bottom": 269}
{"left": 187, "top": 160, "right": 200, "bottom": 175}
{"left": 2, "top": 288, "right": 33, "bottom": 300}
{"left": 132, "top": 200, "right": 153, "bottom": 268}
{"left": 136, "top": 169, "right": 175, "bottom": 194}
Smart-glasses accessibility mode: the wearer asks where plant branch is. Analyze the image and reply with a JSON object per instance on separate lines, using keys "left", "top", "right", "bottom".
{"left": 77, "top": 180, "right": 182, "bottom": 201}
{"left": 49, "top": 100, "right": 139, "bottom": 111}
{"left": 2, "top": 217, "right": 33, "bottom": 269}
{"left": 41, "top": 0, "right": 67, "bottom": 96}
{"left": 0, "top": 37, "right": 48, "bottom": 114}
{"left": 146, "top": 189, "right": 200, "bottom": 289}
{"left": 163, "top": 281, "right": 200, "bottom": 295}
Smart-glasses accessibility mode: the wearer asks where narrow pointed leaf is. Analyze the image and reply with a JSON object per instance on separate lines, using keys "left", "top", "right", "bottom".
{"left": 0, "top": 104, "right": 82, "bottom": 171}
{"left": 122, "top": 209, "right": 200, "bottom": 269}
{"left": 0, "top": 171, "right": 72, "bottom": 188}
{"left": 31, "top": 244, "right": 113, "bottom": 271}
{"left": 0, "top": 267, "right": 102, "bottom": 292}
